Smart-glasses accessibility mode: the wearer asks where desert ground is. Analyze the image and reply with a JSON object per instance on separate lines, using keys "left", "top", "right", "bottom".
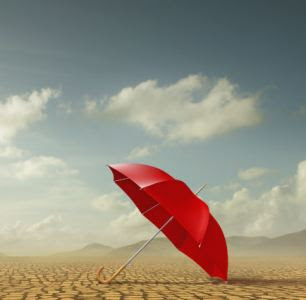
{"left": 0, "top": 256, "right": 305, "bottom": 300}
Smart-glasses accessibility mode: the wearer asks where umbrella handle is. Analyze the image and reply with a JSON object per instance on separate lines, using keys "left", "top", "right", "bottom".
{"left": 96, "top": 264, "right": 126, "bottom": 284}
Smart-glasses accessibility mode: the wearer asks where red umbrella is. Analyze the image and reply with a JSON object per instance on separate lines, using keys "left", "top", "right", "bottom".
{"left": 97, "top": 163, "right": 228, "bottom": 283}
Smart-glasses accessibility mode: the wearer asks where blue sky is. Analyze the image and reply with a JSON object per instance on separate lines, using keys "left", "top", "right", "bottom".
{"left": 0, "top": 0, "right": 306, "bottom": 254}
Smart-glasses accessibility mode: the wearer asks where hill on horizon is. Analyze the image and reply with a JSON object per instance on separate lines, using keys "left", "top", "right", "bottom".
{"left": 53, "top": 243, "right": 113, "bottom": 257}
{"left": 52, "top": 228, "right": 306, "bottom": 257}
{"left": 228, "top": 228, "right": 306, "bottom": 256}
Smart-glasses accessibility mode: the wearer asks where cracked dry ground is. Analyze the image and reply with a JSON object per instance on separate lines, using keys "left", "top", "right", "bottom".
{"left": 0, "top": 256, "right": 305, "bottom": 299}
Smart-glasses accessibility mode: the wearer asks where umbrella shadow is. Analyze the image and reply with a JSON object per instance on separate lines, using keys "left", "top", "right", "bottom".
{"left": 110, "top": 281, "right": 206, "bottom": 285}
{"left": 228, "top": 277, "right": 306, "bottom": 286}
{"left": 108, "top": 278, "right": 306, "bottom": 286}
{"left": 108, "top": 280, "right": 225, "bottom": 285}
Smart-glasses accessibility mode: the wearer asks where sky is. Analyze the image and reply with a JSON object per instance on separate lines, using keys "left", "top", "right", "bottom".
{"left": 0, "top": 0, "right": 306, "bottom": 255}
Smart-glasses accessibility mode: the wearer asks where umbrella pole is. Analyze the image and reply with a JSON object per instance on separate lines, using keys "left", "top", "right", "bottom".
{"left": 97, "top": 216, "right": 174, "bottom": 283}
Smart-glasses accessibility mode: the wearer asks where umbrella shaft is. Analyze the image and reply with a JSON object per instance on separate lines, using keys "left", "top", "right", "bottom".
{"left": 124, "top": 216, "right": 174, "bottom": 268}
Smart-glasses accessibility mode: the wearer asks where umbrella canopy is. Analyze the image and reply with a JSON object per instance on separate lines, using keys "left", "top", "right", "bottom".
{"left": 109, "top": 163, "right": 228, "bottom": 281}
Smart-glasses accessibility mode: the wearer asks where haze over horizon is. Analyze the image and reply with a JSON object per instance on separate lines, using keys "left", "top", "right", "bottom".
{"left": 1, "top": 0, "right": 306, "bottom": 255}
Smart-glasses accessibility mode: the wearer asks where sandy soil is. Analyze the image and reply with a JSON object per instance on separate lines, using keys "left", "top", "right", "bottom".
{"left": 0, "top": 256, "right": 305, "bottom": 299}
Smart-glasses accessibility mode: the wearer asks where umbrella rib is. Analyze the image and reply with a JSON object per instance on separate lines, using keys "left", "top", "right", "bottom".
{"left": 142, "top": 203, "right": 160, "bottom": 215}
{"left": 115, "top": 178, "right": 129, "bottom": 182}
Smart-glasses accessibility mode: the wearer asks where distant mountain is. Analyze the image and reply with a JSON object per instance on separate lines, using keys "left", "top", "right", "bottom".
{"left": 54, "top": 243, "right": 113, "bottom": 257}
{"left": 227, "top": 236, "right": 270, "bottom": 256}
{"left": 53, "top": 229, "right": 306, "bottom": 257}
{"left": 227, "top": 229, "right": 306, "bottom": 256}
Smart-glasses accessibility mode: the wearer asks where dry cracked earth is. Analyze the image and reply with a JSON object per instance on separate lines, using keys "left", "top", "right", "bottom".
{"left": 0, "top": 256, "right": 305, "bottom": 299}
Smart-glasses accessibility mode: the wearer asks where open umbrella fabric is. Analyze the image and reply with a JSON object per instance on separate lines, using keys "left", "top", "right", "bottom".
{"left": 109, "top": 163, "right": 228, "bottom": 281}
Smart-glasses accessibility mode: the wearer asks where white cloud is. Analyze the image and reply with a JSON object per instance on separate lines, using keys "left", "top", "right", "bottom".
{"left": 84, "top": 99, "right": 97, "bottom": 113}
{"left": 0, "top": 146, "right": 25, "bottom": 159}
{"left": 0, "top": 162, "right": 100, "bottom": 255}
{"left": 209, "top": 160, "right": 306, "bottom": 237}
{"left": 22, "top": 215, "right": 63, "bottom": 238}
{"left": 92, "top": 192, "right": 131, "bottom": 213}
{"left": 127, "top": 145, "right": 158, "bottom": 160}
{"left": 56, "top": 100, "right": 72, "bottom": 114}
{"left": 0, "top": 215, "right": 62, "bottom": 243}
{"left": 297, "top": 160, "right": 306, "bottom": 198}
{"left": 1, "top": 156, "right": 78, "bottom": 180}
{"left": 238, "top": 167, "right": 271, "bottom": 181}
{"left": 0, "top": 88, "right": 60, "bottom": 144}
{"left": 93, "top": 74, "right": 261, "bottom": 142}
{"left": 0, "top": 215, "right": 93, "bottom": 255}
